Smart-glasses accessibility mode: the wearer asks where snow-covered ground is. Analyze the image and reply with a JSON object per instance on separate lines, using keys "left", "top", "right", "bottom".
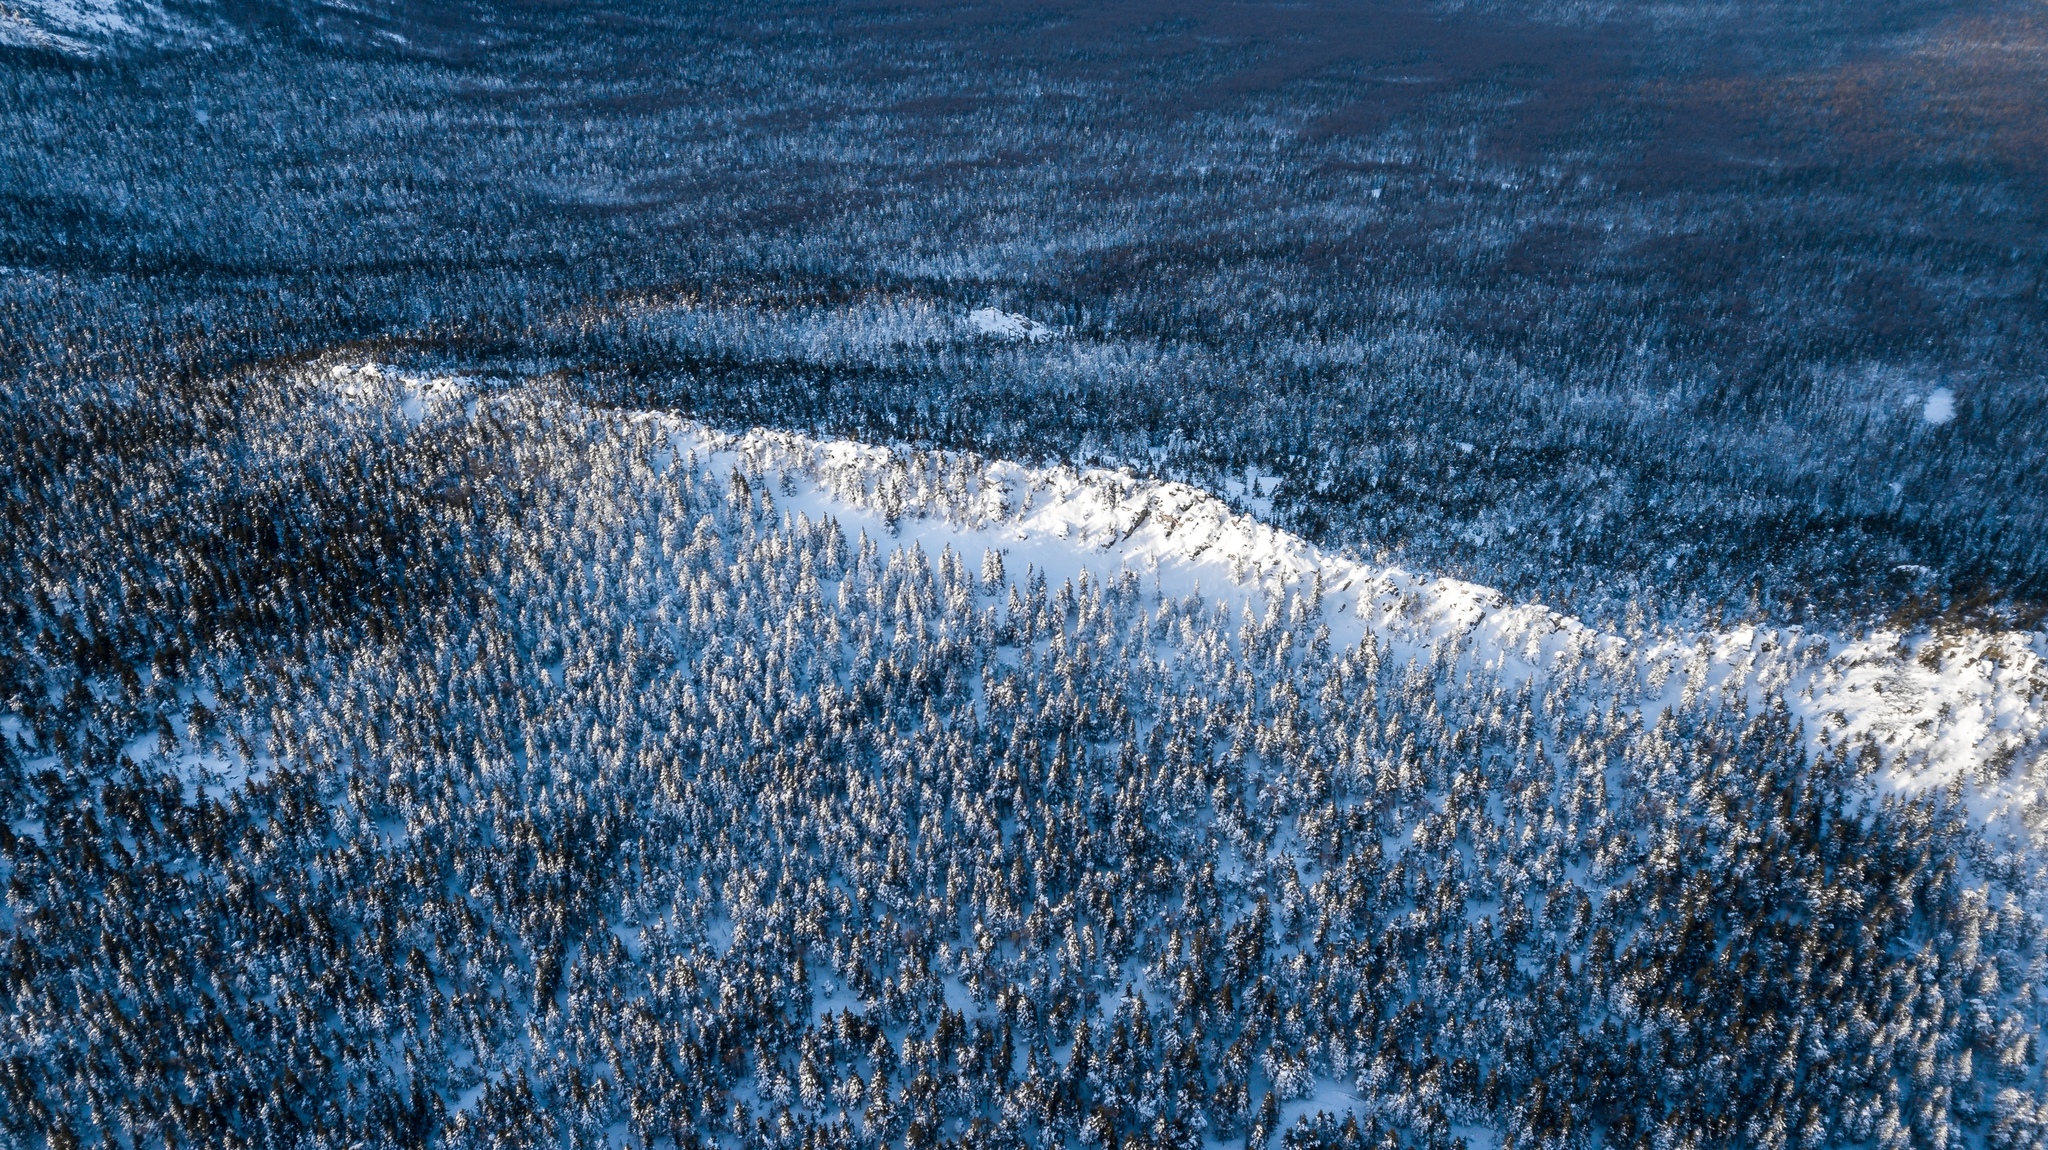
{"left": 965, "top": 306, "right": 1054, "bottom": 342}
{"left": 1924, "top": 386, "right": 1958, "bottom": 425}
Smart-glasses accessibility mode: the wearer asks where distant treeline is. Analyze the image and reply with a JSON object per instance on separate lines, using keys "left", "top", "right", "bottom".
{"left": 2, "top": 0, "right": 2043, "bottom": 625}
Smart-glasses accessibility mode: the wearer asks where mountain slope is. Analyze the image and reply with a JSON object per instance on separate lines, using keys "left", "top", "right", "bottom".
{"left": 2, "top": 363, "right": 2043, "bottom": 1149}
{"left": 606, "top": 368, "right": 2048, "bottom": 853}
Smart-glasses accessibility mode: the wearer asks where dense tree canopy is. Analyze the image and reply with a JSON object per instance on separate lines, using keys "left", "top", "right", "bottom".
{"left": 1, "top": 371, "right": 2039, "bottom": 1148}
{"left": 5, "top": 3, "right": 2046, "bottom": 1145}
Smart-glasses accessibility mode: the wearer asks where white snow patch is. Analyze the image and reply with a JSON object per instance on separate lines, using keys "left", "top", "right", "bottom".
{"left": 1277, "top": 1078, "right": 1371, "bottom": 1136}
{"left": 1220, "top": 471, "right": 1281, "bottom": 519}
{"left": 1450, "top": 1124, "right": 1499, "bottom": 1150}
{"left": 327, "top": 362, "right": 474, "bottom": 424}
{"left": 1923, "top": 387, "right": 1956, "bottom": 424}
{"left": 966, "top": 307, "right": 1054, "bottom": 342}
{"left": 810, "top": 978, "right": 863, "bottom": 1021}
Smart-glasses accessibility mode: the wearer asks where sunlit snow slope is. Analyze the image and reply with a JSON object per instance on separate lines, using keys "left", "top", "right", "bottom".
{"left": 348, "top": 364, "right": 2048, "bottom": 864}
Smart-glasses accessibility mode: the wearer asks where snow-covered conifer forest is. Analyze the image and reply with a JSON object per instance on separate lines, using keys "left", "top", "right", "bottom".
{"left": 3, "top": 3, "right": 2047, "bottom": 1149}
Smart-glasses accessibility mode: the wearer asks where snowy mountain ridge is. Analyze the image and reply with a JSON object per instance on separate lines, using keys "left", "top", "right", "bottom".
{"left": 359, "top": 363, "right": 2048, "bottom": 852}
